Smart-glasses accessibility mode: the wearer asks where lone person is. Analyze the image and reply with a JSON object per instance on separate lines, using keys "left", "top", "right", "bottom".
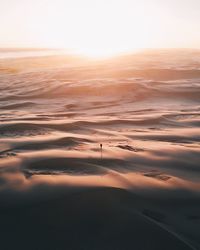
{"left": 100, "top": 143, "right": 103, "bottom": 160}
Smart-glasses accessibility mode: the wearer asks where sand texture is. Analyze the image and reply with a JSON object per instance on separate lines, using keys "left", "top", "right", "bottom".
{"left": 0, "top": 49, "right": 200, "bottom": 250}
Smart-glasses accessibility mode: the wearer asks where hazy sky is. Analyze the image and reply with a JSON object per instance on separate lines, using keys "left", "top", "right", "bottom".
{"left": 0, "top": 0, "right": 200, "bottom": 56}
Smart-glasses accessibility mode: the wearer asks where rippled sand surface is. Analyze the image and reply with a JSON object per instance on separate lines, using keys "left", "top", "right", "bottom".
{"left": 0, "top": 49, "right": 200, "bottom": 250}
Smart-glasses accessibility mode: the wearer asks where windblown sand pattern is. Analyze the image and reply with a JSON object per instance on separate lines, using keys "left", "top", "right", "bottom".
{"left": 0, "top": 49, "right": 200, "bottom": 250}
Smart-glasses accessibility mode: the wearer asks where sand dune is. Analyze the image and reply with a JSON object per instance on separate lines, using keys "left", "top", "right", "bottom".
{"left": 0, "top": 187, "right": 197, "bottom": 250}
{"left": 0, "top": 50, "right": 200, "bottom": 250}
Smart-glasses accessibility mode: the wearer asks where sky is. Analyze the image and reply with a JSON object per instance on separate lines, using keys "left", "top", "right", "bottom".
{"left": 0, "top": 0, "right": 200, "bottom": 56}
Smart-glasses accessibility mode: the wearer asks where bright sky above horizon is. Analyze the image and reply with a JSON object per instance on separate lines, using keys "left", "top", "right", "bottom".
{"left": 0, "top": 0, "right": 200, "bottom": 57}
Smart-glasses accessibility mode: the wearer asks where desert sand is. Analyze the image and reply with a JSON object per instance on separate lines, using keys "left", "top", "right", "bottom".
{"left": 0, "top": 49, "right": 200, "bottom": 250}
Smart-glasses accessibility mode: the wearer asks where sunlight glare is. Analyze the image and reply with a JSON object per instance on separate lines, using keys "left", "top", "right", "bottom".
{"left": 35, "top": 0, "right": 161, "bottom": 58}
